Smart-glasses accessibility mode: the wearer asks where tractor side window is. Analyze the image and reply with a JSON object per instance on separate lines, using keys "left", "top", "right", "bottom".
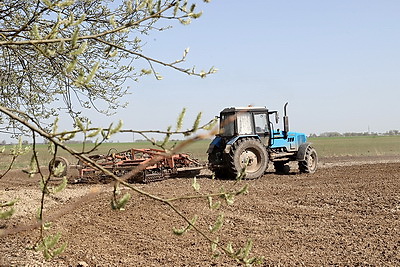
{"left": 237, "top": 113, "right": 253, "bottom": 135}
{"left": 220, "top": 113, "right": 235, "bottom": 136}
{"left": 254, "top": 113, "right": 269, "bottom": 134}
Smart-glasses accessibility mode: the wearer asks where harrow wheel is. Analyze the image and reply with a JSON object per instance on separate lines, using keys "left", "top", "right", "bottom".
{"left": 49, "top": 156, "right": 69, "bottom": 177}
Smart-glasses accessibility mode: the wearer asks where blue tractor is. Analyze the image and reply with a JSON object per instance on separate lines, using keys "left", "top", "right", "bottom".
{"left": 207, "top": 103, "right": 318, "bottom": 179}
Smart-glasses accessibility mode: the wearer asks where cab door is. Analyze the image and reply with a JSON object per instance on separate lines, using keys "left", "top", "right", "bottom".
{"left": 253, "top": 113, "right": 270, "bottom": 146}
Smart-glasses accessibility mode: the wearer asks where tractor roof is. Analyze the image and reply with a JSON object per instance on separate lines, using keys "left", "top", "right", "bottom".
{"left": 221, "top": 106, "right": 269, "bottom": 113}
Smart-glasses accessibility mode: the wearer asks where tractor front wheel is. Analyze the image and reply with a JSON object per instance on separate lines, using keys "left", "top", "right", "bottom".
{"left": 298, "top": 146, "right": 318, "bottom": 173}
{"left": 227, "top": 138, "right": 268, "bottom": 179}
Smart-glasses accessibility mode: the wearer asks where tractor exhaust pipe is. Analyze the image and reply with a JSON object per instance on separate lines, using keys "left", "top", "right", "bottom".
{"left": 283, "top": 102, "right": 289, "bottom": 137}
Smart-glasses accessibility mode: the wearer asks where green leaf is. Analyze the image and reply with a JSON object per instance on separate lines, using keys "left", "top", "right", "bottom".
{"left": 57, "top": 0, "right": 74, "bottom": 8}
{"left": 43, "top": 222, "right": 52, "bottom": 230}
{"left": 222, "top": 193, "right": 235, "bottom": 205}
{"left": 209, "top": 214, "right": 224, "bottom": 233}
{"left": 46, "top": 233, "right": 61, "bottom": 249}
{"left": 30, "top": 24, "right": 40, "bottom": 39}
{"left": 0, "top": 199, "right": 18, "bottom": 208}
{"left": 172, "top": 227, "right": 186, "bottom": 236}
{"left": 243, "top": 239, "right": 253, "bottom": 258}
{"left": 207, "top": 196, "right": 220, "bottom": 210}
{"left": 85, "top": 61, "right": 100, "bottom": 84}
{"left": 160, "top": 126, "right": 172, "bottom": 147}
{"left": 211, "top": 237, "right": 219, "bottom": 257}
{"left": 66, "top": 57, "right": 77, "bottom": 73}
{"left": 109, "top": 15, "right": 117, "bottom": 27}
{"left": 71, "top": 27, "right": 79, "bottom": 48}
{"left": 179, "top": 18, "right": 192, "bottom": 25}
{"left": 50, "top": 177, "right": 68, "bottom": 193}
{"left": 43, "top": 249, "right": 51, "bottom": 260}
{"left": 192, "top": 177, "right": 200, "bottom": 192}
{"left": 109, "top": 120, "right": 123, "bottom": 135}
{"left": 29, "top": 154, "right": 38, "bottom": 175}
{"left": 52, "top": 242, "right": 68, "bottom": 257}
{"left": 176, "top": 108, "right": 186, "bottom": 131}
{"left": 172, "top": 216, "right": 197, "bottom": 236}
{"left": 203, "top": 117, "right": 218, "bottom": 130}
{"left": 226, "top": 242, "right": 234, "bottom": 254}
{"left": 52, "top": 162, "right": 65, "bottom": 177}
{"left": 52, "top": 117, "right": 59, "bottom": 134}
{"left": 111, "top": 193, "right": 131, "bottom": 210}
{"left": 70, "top": 41, "right": 87, "bottom": 56}
{"left": 87, "top": 128, "right": 102, "bottom": 138}
{"left": 192, "top": 112, "right": 202, "bottom": 132}
{"left": 48, "top": 142, "right": 55, "bottom": 156}
{"left": 72, "top": 14, "right": 86, "bottom": 26}
{"left": 36, "top": 206, "right": 43, "bottom": 220}
{"left": 141, "top": 69, "right": 152, "bottom": 75}
{"left": 0, "top": 208, "right": 15, "bottom": 219}
{"left": 188, "top": 11, "right": 203, "bottom": 19}
{"left": 235, "top": 184, "right": 249, "bottom": 196}
{"left": 42, "top": 0, "right": 52, "bottom": 8}
{"left": 35, "top": 232, "right": 67, "bottom": 260}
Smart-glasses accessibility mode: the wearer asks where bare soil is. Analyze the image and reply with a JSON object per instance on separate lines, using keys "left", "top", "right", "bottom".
{"left": 1, "top": 156, "right": 400, "bottom": 266}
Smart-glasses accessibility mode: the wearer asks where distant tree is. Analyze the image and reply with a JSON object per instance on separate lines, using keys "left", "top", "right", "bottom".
{"left": 386, "top": 130, "right": 400, "bottom": 135}
{"left": 319, "top": 132, "right": 342, "bottom": 137}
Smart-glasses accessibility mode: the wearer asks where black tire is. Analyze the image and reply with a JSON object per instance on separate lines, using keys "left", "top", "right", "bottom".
{"left": 298, "top": 146, "right": 318, "bottom": 173}
{"left": 208, "top": 149, "right": 231, "bottom": 179}
{"left": 49, "top": 156, "right": 69, "bottom": 177}
{"left": 274, "top": 161, "right": 290, "bottom": 174}
{"left": 226, "top": 138, "right": 268, "bottom": 179}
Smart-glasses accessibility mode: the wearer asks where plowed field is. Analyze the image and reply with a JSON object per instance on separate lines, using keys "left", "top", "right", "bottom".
{"left": 1, "top": 156, "right": 400, "bottom": 266}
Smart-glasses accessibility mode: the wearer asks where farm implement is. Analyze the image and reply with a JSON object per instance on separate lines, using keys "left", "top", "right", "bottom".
{"left": 50, "top": 148, "right": 204, "bottom": 183}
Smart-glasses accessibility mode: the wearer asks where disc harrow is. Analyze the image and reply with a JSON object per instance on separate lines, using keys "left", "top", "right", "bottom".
{"left": 50, "top": 148, "right": 204, "bottom": 183}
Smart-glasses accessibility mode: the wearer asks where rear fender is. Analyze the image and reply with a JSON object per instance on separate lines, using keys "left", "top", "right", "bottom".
{"left": 207, "top": 136, "right": 223, "bottom": 153}
{"left": 223, "top": 135, "right": 260, "bottom": 153}
{"left": 296, "top": 142, "right": 312, "bottom": 161}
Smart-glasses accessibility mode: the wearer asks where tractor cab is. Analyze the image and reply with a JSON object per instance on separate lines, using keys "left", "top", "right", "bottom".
{"left": 218, "top": 106, "right": 271, "bottom": 146}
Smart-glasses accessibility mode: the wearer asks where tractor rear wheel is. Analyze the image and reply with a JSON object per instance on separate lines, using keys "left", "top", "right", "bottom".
{"left": 226, "top": 138, "right": 268, "bottom": 179}
{"left": 298, "top": 146, "right": 318, "bottom": 173}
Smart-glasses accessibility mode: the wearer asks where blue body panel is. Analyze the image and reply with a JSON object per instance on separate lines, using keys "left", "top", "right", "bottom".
{"left": 209, "top": 132, "right": 307, "bottom": 153}
{"left": 270, "top": 131, "right": 307, "bottom": 152}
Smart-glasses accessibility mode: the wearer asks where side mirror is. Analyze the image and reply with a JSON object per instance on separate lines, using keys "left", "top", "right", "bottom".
{"left": 275, "top": 112, "right": 279, "bottom": 124}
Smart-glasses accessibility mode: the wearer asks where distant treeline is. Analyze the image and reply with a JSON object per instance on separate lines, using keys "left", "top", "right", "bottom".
{"left": 310, "top": 130, "right": 400, "bottom": 138}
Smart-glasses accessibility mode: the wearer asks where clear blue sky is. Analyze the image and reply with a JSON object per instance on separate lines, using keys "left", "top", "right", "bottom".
{"left": 95, "top": 1, "right": 400, "bottom": 141}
